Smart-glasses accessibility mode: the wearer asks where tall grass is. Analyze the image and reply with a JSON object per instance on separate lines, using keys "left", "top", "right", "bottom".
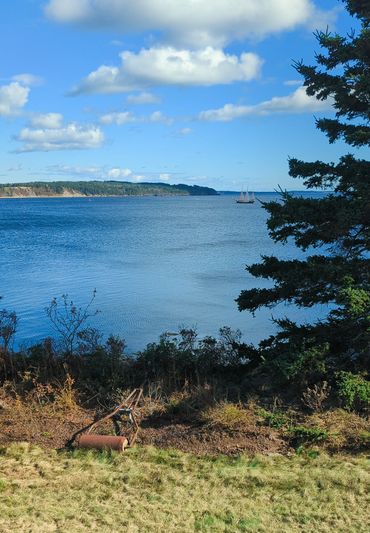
{"left": 0, "top": 443, "right": 368, "bottom": 532}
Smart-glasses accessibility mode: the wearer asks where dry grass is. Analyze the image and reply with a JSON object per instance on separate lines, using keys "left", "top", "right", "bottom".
{"left": 0, "top": 443, "right": 368, "bottom": 533}
{"left": 305, "top": 408, "right": 370, "bottom": 450}
{"left": 202, "top": 402, "right": 253, "bottom": 429}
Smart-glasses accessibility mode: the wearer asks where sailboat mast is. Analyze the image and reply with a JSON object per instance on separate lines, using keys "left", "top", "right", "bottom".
{"left": 236, "top": 186, "right": 254, "bottom": 204}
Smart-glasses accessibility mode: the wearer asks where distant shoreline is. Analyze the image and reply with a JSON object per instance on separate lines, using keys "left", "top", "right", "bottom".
{"left": 0, "top": 190, "right": 330, "bottom": 199}
{"left": 0, "top": 181, "right": 218, "bottom": 199}
{"left": 0, "top": 193, "right": 190, "bottom": 199}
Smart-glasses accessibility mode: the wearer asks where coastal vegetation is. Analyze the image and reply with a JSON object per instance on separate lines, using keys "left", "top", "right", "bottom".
{"left": 0, "top": 180, "right": 218, "bottom": 198}
{"left": 0, "top": 300, "right": 368, "bottom": 455}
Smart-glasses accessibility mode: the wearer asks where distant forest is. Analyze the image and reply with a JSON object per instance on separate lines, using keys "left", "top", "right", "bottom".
{"left": 0, "top": 181, "right": 218, "bottom": 197}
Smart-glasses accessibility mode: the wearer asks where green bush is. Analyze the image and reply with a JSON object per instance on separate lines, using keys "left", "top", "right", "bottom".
{"left": 257, "top": 409, "right": 290, "bottom": 429}
{"left": 336, "top": 372, "right": 370, "bottom": 412}
{"left": 288, "top": 426, "right": 329, "bottom": 446}
{"left": 283, "top": 344, "right": 329, "bottom": 385}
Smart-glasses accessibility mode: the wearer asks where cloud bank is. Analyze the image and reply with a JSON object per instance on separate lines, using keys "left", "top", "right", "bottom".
{"left": 100, "top": 111, "right": 136, "bottom": 125}
{"left": 199, "top": 86, "right": 333, "bottom": 121}
{"left": 15, "top": 120, "right": 104, "bottom": 152}
{"left": 46, "top": 164, "right": 172, "bottom": 183}
{"left": 12, "top": 73, "right": 44, "bottom": 87}
{"left": 29, "top": 113, "right": 64, "bottom": 129}
{"left": 99, "top": 109, "right": 173, "bottom": 126}
{"left": 45, "top": 0, "right": 335, "bottom": 47}
{"left": 72, "top": 47, "right": 262, "bottom": 94}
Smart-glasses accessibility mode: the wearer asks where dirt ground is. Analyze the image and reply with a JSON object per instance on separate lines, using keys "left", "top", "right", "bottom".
{"left": 0, "top": 402, "right": 289, "bottom": 456}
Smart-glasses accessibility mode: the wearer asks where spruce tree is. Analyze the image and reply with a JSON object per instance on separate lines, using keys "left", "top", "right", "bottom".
{"left": 237, "top": 0, "right": 370, "bottom": 383}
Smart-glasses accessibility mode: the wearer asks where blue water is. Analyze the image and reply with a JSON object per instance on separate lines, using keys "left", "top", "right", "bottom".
{"left": 0, "top": 194, "right": 325, "bottom": 352}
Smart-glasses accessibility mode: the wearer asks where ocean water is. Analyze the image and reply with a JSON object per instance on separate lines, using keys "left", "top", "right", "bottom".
{"left": 0, "top": 194, "right": 324, "bottom": 352}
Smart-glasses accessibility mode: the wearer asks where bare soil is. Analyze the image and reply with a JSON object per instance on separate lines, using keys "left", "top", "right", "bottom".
{"left": 0, "top": 403, "right": 289, "bottom": 456}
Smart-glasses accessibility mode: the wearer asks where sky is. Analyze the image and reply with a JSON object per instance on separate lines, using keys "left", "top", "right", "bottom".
{"left": 0, "top": 0, "right": 363, "bottom": 191}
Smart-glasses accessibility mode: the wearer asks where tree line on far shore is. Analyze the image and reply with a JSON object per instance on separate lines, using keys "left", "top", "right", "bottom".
{"left": 0, "top": 181, "right": 218, "bottom": 197}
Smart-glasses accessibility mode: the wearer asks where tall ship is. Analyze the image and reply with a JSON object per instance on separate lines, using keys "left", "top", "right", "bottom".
{"left": 236, "top": 190, "right": 255, "bottom": 204}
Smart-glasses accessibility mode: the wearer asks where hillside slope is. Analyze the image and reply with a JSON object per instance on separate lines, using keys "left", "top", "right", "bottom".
{"left": 0, "top": 181, "right": 218, "bottom": 198}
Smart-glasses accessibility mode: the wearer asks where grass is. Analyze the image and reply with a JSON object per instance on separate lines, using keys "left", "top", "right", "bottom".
{"left": 0, "top": 443, "right": 368, "bottom": 532}
{"left": 202, "top": 402, "right": 253, "bottom": 428}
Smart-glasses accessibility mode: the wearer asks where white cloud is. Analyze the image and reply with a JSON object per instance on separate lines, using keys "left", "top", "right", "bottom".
{"left": 149, "top": 111, "right": 173, "bottom": 126}
{"left": 45, "top": 0, "right": 336, "bottom": 47}
{"left": 130, "top": 174, "right": 147, "bottom": 182}
{"left": 15, "top": 122, "right": 104, "bottom": 152}
{"left": 199, "top": 86, "right": 333, "bottom": 121}
{"left": 72, "top": 47, "right": 262, "bottom": 94}
{"left": 46, "top": 164, "right": 133, "bottom": 180}
{"left": 100, "top": 111, "right": 136, "bottom": 125}
{"left": 12, "top": 73, "right": 44, "bottom": 86}
{"left": 47, "top": 164, "right": 103, "bottom": 177}
{"left": 159, "top": 173, "right": 171, "bottom": 182}
{"left": 305, "top": 5, "right": 339, "bottom": 31}
{"left": 284, "top": 79, "right": 303, "bottom": 86}
{"left": 30, "top": 113, "right": 63, "bottom": 129}
{"left": 40, "top": 165, "right": 179, "bottom": 185}
{"left": 0, "top": 82, "right": 30, "bottom": 117}
{"left": 127, "top": 91, "right": 160, "bottom": 105}
{"left": 99, "top": 109, "right": 174, "bottom": 126}
{"left": 178, "top": 127, "right": 192, "bottom": 135}
{"left": 107, "top": 167, "right": 132, "bottom": 179}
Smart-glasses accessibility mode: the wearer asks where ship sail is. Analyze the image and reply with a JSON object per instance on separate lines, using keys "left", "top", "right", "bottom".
{"left": 236, "top": 188, "right": 255, "bottom": 204}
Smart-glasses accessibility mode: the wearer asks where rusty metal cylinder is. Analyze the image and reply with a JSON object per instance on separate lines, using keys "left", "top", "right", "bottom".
{"left": 77, "top": 434, "right": 128, "bottom": 452}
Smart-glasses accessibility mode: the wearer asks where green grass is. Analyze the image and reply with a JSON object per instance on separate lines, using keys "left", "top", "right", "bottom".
{"left": 0, "top": 443, "right": 368, "bottom": 532}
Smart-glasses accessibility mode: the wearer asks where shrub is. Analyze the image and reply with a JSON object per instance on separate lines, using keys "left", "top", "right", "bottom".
{"left": 358, "top": 431, "right": 370, "bottom": 447}
{"left": 136, "top": 327, "right": 252, "bottom": 391}
{"left": 54, "top": 374, "right": 78, "bottom": 410}
{"left": 283, "top": 344, "right": 329, "bottom": 386}
{"left": 336, "top": 372, "right": 370, "bottom": 412}
{"left": 257, "top": 408, "right": 290, "bottom": 429}
{"left": 288, "top": 426, "right": 329, "bottom": 446}
{"left": 306, "top": 408, "right": 370, "bottom": 451}
{"left": 301, "top": 381, "right": 331, "bottom": 412}
{"left": 0, "top": 309, "right": 18, "bottom": 352}
{"left": 203, "top": 402, "right": 252, "bottom": 429}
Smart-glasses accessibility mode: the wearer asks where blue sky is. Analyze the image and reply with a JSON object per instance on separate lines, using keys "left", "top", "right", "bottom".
{"left": 0, "top": 0, "right": 363, "bottom": 190}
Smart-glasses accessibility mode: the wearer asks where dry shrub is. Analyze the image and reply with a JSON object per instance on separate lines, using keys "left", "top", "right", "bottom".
{"left": 164, "top": 390, "right": 199, "bottom": 418}
{"left": 141, "top": 382, "right": 167, "bottom": 417}
{"left": 26, "top": 381, "right": 55, "bottom": 406}
{"left": 166, "top": 390, "right": 193, "bottom": 413}
{"left": 150, "top": 384, "right": 214, "bottom": 419}
{"left": 202, "top": 402, "right": 253, "bottom": 429}
{"left": 0, "top": 381, "right": 14, "bottom": 411}
{"left": 1, "top": 373, "right": 79, "bottom": 414}
{"left": 54, "top": 375, "right": 78, "bottom": 411}
{"left": 306, "top": 408, "right": 370, "bottom": 450}
{"left": 302, "top": 381, "right": 331, "bottom": 412}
